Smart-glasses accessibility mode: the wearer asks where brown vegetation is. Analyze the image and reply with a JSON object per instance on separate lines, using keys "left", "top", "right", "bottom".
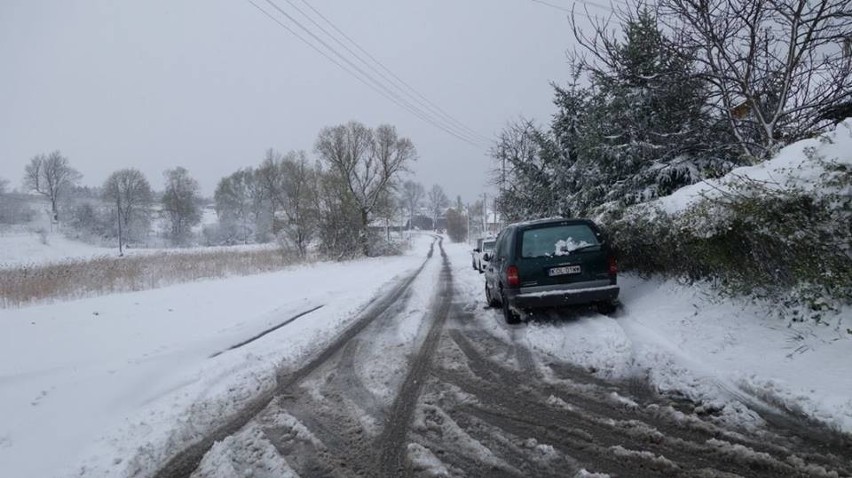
{"left": 0, "top": 248, "right": 293, "bottom": 308}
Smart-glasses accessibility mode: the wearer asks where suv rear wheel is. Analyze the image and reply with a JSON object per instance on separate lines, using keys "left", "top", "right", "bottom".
{"left": 501, "top": 290, "right": 521, "bottom": 324}
{"left": 485, "top": 284, "right": 498, "bottom": 308}
{"left": 596, "top": 300, "right": 617, "bottom": 316}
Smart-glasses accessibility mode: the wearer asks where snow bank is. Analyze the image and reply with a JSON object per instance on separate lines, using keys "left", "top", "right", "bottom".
{"left": 190, "top": 424, "right": 298, "bottom": 478}
{"left": 654, "top": 119, "right": 852, "bottom": 215}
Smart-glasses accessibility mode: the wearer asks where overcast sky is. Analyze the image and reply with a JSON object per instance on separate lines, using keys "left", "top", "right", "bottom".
{"left": 1, "top": 0, "right": 597, "bottom": 203}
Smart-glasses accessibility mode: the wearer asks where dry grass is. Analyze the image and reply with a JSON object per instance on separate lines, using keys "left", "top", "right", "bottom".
{"left": 0, "top": 248, "right": 295, "bottom": 308}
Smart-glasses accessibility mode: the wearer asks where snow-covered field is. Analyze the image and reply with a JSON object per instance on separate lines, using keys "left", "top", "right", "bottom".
{"left": 0, "top": 227, "right": 279, "bottom": 270}
{"left": 446, "top": 242, "right": 852, "bottom": 435}
{"left": 0, "top": 228, "right": 116, "bottom": 268}
{"left": 0, "top": 235, "right": 434, "bottom": 478}
{"left": 2, "top": 234, "right": 850, "bottom": 477}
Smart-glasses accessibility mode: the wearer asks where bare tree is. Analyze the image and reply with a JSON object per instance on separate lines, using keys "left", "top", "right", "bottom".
{"left": 256, "top": 149, "right": 320, "bottom": 256}
{"left": 215, "top": 169, "right": 254, "bottom": 244}
{"left": 315, "top": 121, "right": 416, "bottom": 255}
{"left": 427, "top": 184, "right": 449, "bottom": 230}
{"left": 488, "top": 119, "right": 552, "bottom": 221}
{"left": 400, "top": 180, "right": 425, "bottom": 230}
{"left": 214, "top": 167, "right": 273, "bottom": 244}
{"left": 315, "top": 166, "right": 362, "bottom": 259}
{"left": 162, "top": 167, "right": 202, "bottom": 246}
{"left": 0, "top": 177, "right": 8, "bottom": 194}
{"left": 281, "top": 153, "right": 320, "bottom": 256}
{"left": 23, "top": 151, "right": 81, "bottom": 222}
{"left": 103, "top": 168, "right": 153, "bottom": 255}
{"left": 660, "top": 0, "right": 852, "bottom": 158}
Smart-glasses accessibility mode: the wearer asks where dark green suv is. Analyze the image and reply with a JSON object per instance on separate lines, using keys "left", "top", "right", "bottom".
{"left": 483, "top": 218, "right": 619, "bottom": 324}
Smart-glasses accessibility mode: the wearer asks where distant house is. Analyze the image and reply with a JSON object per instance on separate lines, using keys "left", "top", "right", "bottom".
{"left": 408, "top": 214, "right": 433, "bottom": 230}
{"left": 730, "top": 100, "right": 751, "bottom": 120}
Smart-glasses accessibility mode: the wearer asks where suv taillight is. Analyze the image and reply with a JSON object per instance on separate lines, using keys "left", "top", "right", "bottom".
{"left": 506, "top": 265, "right": 520, "bottom": 288}
{"left": 608, "top": 256, "right": 618, "bottom": 276}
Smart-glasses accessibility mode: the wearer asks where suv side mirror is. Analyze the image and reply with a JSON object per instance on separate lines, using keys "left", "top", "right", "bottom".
{"left": 473, "top": 248, "right": 481, "bottom": 253}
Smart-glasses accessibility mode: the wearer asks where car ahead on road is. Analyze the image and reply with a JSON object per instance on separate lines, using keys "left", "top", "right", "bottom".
{"left": 483, "top": 218, "right": 619, "bottom": 324}
{"left": 471, "top": 237, "right": 496, "bottom": 273}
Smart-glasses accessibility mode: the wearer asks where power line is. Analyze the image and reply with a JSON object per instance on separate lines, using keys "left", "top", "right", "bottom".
{"left": 246, "top": 0, "right": 489, "bottom": 148}
{"left": 576, "top": 0, "right": 621, "bottom": 12}
{"left": 283, "top": 0, "right": 489, "bottom": 144}
{"left": 262, "top": 0, "right": 486, "bottom": 147}
{"left": 264, "top": 0, "right": 487, "bottom": 147}
{"left": 527, "top": 0, "right": 613, "bottom": 19}
{"left": 296, "top": 0, "right": 491, "bottom": 145}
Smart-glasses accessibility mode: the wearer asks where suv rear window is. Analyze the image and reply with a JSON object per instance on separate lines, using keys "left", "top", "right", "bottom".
{"left": 520, "top": 224, "right": 599, "bottom": 258}
{"left": 482, "top": 240, "right": 495, "bottom": 251}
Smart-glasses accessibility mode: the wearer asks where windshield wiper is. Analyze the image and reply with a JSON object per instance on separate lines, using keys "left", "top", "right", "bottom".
{"left": 559, "top": 244, "right": 600, "bottom": 254}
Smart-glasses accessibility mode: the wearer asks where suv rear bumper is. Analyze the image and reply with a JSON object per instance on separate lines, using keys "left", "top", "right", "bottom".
{"left": 507, "top": 283, "right": 619, "bottom": 309}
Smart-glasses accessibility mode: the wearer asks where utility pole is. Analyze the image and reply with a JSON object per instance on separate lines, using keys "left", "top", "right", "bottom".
{"left": 466, "top": 203, "right": 471, "bottom": 244}
{"left": 482, "top": 192, "right": 487, "bottom": 235}
{"left": 494, "top": 197, "right": 499, "bottom": 230}
{"left": 116, "top": 193, "right": 124, "bottom": 257}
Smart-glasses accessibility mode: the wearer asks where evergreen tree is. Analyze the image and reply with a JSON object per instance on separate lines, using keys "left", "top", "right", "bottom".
{"left": 574, "top": 10, "right": 735, "bottom": 213}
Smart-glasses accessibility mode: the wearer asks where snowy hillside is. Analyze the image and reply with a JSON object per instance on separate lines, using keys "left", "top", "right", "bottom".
{"left": 0, "top": 228, "right": 116, "bottom": 268}
{"left": 653, "top": 119, "right": 852, "bottom": 215}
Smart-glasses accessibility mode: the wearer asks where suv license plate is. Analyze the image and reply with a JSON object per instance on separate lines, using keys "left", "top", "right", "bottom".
{"left": 549, "top": 265, "right": 581, "bottom": 276}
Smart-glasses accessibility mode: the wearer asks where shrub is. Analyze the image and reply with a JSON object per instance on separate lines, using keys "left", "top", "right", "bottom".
{"left": 608, "top": 157, "right": 852, "bottom": 322}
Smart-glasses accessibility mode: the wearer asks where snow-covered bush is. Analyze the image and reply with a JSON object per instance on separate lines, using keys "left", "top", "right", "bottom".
{"left": 0, "top": 193, "right": 37, "bottom": 225}
{"left": 65, "top": 202, "right": 113, "bottom": 244}
{"left": 608, "top": 121, "right": 852, "bottom": 322}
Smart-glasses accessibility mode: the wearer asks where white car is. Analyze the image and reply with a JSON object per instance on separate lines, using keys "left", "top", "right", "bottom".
{"left": 472, "top": 238, "right": 496, "bottom": 273}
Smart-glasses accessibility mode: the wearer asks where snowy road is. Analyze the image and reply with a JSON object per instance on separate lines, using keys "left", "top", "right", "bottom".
{"left": 148, "top": 238, "right": 852, "bottom": 478}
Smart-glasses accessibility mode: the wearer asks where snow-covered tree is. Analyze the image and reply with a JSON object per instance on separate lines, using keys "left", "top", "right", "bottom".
{"left": 661, "top": 0, "right": 852, "bottom": 159}
{"left": 445, "top": 207, "right": 468, "bottom": 242}
{"left": 491, "top": 119, "right": 562, "bottom": 221}
{"left": 162, "top": 167, "right": 202, "bottom": 246}
{"left": 103, "top": 168, "right": 153, "bottom": 254}
{"left": 427, "top": 184, "right": 449, "bottom": 229}
{"left": 315, "top": 121, "right": 416, "bottom": 256}
{"left": 23, "top": 151, "right": 81, "bottom": 222}
{"left": 400, "top": 180, "right": 425, "bottom": 230}
{"left": 255, "top": 150, "right": 320, "bottom": 256}
{"left": 585, "top": 10, "right": 729, "bottom": 206}
{"left": 215, "top": 168, "right": 261, "bottom": 244}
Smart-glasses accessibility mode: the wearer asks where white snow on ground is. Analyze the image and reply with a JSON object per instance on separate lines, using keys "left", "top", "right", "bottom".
{"left": 0, "top": 228, "right": 115, "bottom": 268}
{"left": 0, "top": 235, "right": 434, "bottom": 478}
{"left": 406, "top": 443, "right": 450, "bottom": 477}
{"left": 654, "top": 118, "right": 852, "bottom": 214}
{"left": 294, "top": 244, "right": 445, "bottom": 436}
{"left": 190, "top": 424, "right": 298, "bottom": 478}
{"left": 411, "top": 403, "right": 518, "bottom": 475}
{"left": 0, "top": 226, "right": 278, "bottom": 270}
{"left": 353, "top": 247, "right": 445, "bottom": 404}
{"left": 574, "top": 470, "right": 611, "bottom": 478}
{"left": 446, "top": 241, "right": 852, "bottom": 434}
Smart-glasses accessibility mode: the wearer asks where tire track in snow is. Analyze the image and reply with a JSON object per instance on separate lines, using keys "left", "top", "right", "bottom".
{"left": 376, "top": 237, "right": 454, "bottom": 476}
{"left": 152, "top": 237, "right": 438, "bottom": 478}
{"left": 612, "top": 310, "right": 852, "bottom": 468}
{"left": 209, "top": 304, "right": 324, "bottom": 358}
